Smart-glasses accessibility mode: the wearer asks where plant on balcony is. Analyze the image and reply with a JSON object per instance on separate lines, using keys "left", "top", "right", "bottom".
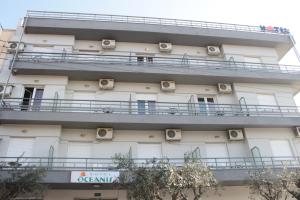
{"left": 280, "top": 168, "right": 300, "bottom": 200}
{"left": 112, "top": 154, "right": 218, "bottom": 200}
{"left": 249, "top": 168, "right": 289, "bottom": 200}
{"left": 0, "top": 159, "right": 47, "bottom": 200}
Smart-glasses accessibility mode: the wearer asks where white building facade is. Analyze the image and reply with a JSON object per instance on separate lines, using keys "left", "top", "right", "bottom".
{"left": 0, "top": 11, "right": 300, "bottom": 200}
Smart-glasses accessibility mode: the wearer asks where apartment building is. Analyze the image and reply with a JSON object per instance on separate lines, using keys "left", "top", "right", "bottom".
{"left": 0, "top": 11, "right": 300, "bottom": 200}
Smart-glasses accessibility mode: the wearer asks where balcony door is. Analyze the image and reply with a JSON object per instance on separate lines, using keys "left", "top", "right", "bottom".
{"left": 198, "top": 97, "right": 215, "bottom": 115}
{"left": 22, "top": 87, "right": 44, "bottom": 111}
{"left": 257, "top": 94, "right": 278, "bottom": 114}
{"left": 136, "top": 94, "right": 157, "bottom": 114}
{"left": 72, "top": 92, "right": 95, "bottom": 112}
{"left": 7, "top": 137, "right": 34, "bottom": 158}
{"left": 137, "top": 143, "right": 162, "bottom": 165}
{"left": 270, "top": 140, "right": 293, "bottom": 161}
{"left": 205, "top": 143, "right": 229, "bottom": 168}
{"left": 67, "top": 142, "right": 92, "bottom": 168}
{"left": 6, "top": 137, "right": 35, "bottom": 166}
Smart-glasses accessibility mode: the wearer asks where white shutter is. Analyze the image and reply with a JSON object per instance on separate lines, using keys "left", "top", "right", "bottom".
{"left": 137, "top": 143, "right": 162, "bottom": 159}
{"left": 205, "top": 143, "right": 229, "bottom": 167}
{"left": 73, "top": 92, "right": 95, "bottom": 100}
{"left": 7, "top": 138, "right": 34, "bottom": 157}
{"left": 206, "top": 143, "right": 228, "bottom": 158}
{"left": 67, "top": 142, "right": 92, "bottom": 158}
{"left": 257, "top": 94, "right": 277, "bottom": 106}
{"left": 270, "top": 140, "right": 293, "bottom": 157}
{"left": 72, "top": 92, "right": 96, "bottom": 111}
{"left": 67, "top": 142, "right": 92, "bottom": 168}
{"left": 244, "top": 57, "right": 261, "bottom": 63}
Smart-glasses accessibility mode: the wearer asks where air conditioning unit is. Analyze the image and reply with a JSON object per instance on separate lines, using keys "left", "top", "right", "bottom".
{"left": 101, "top": 39, "right": 116, "bottom": 49}
{"left": 228, "top": 129, "right": 244, "bottom": 141}
{"left": 217, "top": 83, "right": 232, "bottom": 94}
{"left": 99, "top": 79, "right": 114, "bottom": 90}
{"left": 207, "top": 46, "right": 221, "bottom": 56}
{"left": 295, "top": 127, "right": 300, "bottom": 137}
{"left": 159, "top": 43, "right": 172, "bottom": 52}
{"left": 7, "top": 42, "right": 25, "bottom": 53}
{"left": 0, "top": 85, "right": 13, "bottom": 96}
{"left": 96, "top": 128, "right": 113, "bottom": 140}
{"left": 161, "top": 81, "right": 175, "bottom": 92}
{"left": 165, "top": 129, "right": 182, "bottom": 141}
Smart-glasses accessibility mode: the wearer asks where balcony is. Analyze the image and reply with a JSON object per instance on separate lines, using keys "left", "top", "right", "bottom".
{"left": 0, "top": 156, "right": 299, "bottom": 188}
{"left": 13, "top": 52, "right": 300, "bottom": 84}
{"left": 24, "top": 11, "right": 293, "bottom": 58}
{"left": 1, "top": 98, "right": 300, "bottom": 130}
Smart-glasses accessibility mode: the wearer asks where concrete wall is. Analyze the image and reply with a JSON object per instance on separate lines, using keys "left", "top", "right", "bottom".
{"left": 2, "top": 125, "right": 298, "bottom": 159}
{"left": 222, "top": 44, "right": 279, "bottom": 63}
{"left": 0, "top": 124, "right": 61, "bottom": 157}
{"left": 9, "top": 31, "right": 281, "bottom": 63}
{"left": 234, "top": 83, "right": 296, "bottom": 106}
{"left": 43, "top": 186, "right": 251, "bottom": 200}
{"left": 0, "top": 29, "right": 15, "bottom": 72}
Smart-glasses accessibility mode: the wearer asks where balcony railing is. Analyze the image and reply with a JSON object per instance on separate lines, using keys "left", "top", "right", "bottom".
{"left": 26, "top": 10, "right": 289, "bottom": 35}
{"left": 0, "top": 156, "right": 299, "bottom": 171}
{"left": 1, "top": 98, "right": 300, "bottom": 118}
{"left": 15, "top": 52, "right": 300, "bottom": 74}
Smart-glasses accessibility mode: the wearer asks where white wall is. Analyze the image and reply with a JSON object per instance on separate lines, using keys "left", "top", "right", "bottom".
{"left": 222, "top": 44, "right": 279, "bottom": 63}
{"left": 234, "top": 83, "right": 296, "bottom": 106}
{"left": 44, "top": 186, "right": 250, "bottom": 200}
{"left": 0, "top": 124, "right": 62, "bottom": 157}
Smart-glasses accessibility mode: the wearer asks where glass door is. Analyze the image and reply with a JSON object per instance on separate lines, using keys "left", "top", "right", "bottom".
{"left": 22, "top": 87, "right": 44, "bottom": 111}
{"left": 198, "top": 97, "right": 215, "bottom": 115}
{"left": 136, "top": 94, "right": 157, "bottom": 115}
{"left": 137, "top": 100, "right": 156, "bottom": 114}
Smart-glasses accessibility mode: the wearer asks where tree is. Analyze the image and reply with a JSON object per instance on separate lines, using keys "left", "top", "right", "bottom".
{"left": 113, "top": 154, "right": 218, "bottom": 200}
{"left": 280, "top": 168, "right": 300, "bottom": 200}
{"left": 0, "top": 159, "right": 47, "bottom": 200}
{"left": 249, "top": 168, "right": 289, "bottom": 200}
{"left": 166, "top": 162, "right": 218, "bottom": 200}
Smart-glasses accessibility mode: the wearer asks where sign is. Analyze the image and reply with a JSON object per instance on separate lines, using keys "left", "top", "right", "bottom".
{"left": 259, "top": 25, "right": 290, "bottom": 34}
{"left": 71, "top": 171, "right": 120, "bottom": 183}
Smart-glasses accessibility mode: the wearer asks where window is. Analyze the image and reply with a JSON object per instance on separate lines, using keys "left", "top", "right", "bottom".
{"left": 137, "top": 100, "right": 156, "bottom": 114}
{"left": 198, "top": 97, "right": 215, "bottom": 115}
{"left": 136, "top": 56, "right": 153, "bottom": 64}
{"left": 22, "top": 87, "right": 44, "bottom": 111}
{"left": 136, "top": 94, "right": 157, "bottom": 114}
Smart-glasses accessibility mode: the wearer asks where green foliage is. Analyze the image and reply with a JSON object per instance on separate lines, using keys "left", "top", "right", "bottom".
{"left": 113, "top": 153, "right": 134, "bottom": 170}
{"left": 280, "top": 168, "right": 300, "bottom": 200}
{"left": 112, "top": 154, "right": 218, "bottom": 200}
{"left": 0, "top": 161, "right": 47, "bottom": 200}
{"left": 249, "top": 168, "right": 288, "bottom": 200}
{"left": 166, "top": 162, "right": 218, "bottom": 200}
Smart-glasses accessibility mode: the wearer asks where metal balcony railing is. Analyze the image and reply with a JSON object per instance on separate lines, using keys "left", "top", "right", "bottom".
{"left": 0, "top": 156, "right": 299, "bottom": 171}
{"left": 15, "top": 52, "right": 300, "bottom": 74}
{"left": 26, "top": 10, "right": 289, "bottom": 35}
{"left": 1, "top": 98, "right": 300, "bottom": 118}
